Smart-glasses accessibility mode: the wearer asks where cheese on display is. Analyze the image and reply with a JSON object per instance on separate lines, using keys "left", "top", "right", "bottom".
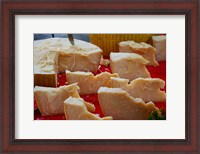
{"left": 34, "top": 83, "right": 80, "bottom": 116}
{"left": 152, "top": 35, "right": 166, "bottom": 61}
{"left": 109, "top": 77, "right": 166, "bottom": 102}
{"left": 119, "top": 41, "right": 158, "bottom": 66}
{"left": 110, "top": 52, "right": 150, "bottom": 81}
{"left": 66, "top": 70, "right": 118, "bottom": 94}
{"left": 64, "top": 97, "right": 113, "bottom": 120}
{"left": 34, "top": 38, "right": 102, "bottom": 87}
{"left": 98, "top": 87, "right": 157, "bottom": 120}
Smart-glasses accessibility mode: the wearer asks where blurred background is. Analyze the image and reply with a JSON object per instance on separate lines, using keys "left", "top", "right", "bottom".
{"left": 34, "top": 34, "right": 90, "bottom": 42}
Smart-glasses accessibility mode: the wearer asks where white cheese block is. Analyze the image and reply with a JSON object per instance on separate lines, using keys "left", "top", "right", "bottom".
{"left": 109, "top": 77, "right": 166, "bottom": 102}
{"left": 34, "top": 83, "right": 80, "bottom": 116}
{"left": 152, "top": 36, "right": 166, "bottom": 61}
{"left": 119, "top": 41, "right": 158, "bottom": 66}
{"left": 66, "top": 70, "right": 119, "bottom": 95}
{"left": 110, "top": 52, "right": 151, "bottom": 81}
{"left": 57, "top": 45, "right": 102, "bottom": 73}
{"left": 98, "top": 87, "right": 157, "bottom": 120}
{"left": 64, "top": 97, "right": 113, "bottom": 120}
{"left": 34, "top": 38, "right": 103, "bottom": 87}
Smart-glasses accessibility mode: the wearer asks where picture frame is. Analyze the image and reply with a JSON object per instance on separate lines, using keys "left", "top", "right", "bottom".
{"left": 1, "top": 0, "right": 199, "bottom": 153}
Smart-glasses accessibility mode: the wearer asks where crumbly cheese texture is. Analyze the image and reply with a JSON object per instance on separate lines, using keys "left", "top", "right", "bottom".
{"left": 34, "top": 83, "right": 80, "bottom": 116}
{"left": 34, "top": 38, "right": 103, "bottom": 87}
{"left": 109, "top": 77, "right": 166, "bottom": 102}
{"left": 98, "top": 87, "right": 157, "bottom": 120}
{"left": 110, "top": 52, "right": 150, "bottom": 81}
{"left": 66, "top": 70, "right": 119, "bottom": 94}
{"left": 119, "top": 41, "right": 158, "bottom": 66}
{"left": 152, "top": 36, "right": 166, "bottom": 61}
{"left": 64, "top": 97, "right": 113, "bottom": 120}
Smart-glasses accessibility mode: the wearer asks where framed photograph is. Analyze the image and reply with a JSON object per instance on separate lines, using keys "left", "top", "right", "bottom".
{"left": 1, "top": 0, "right": 199, "bottom": 153}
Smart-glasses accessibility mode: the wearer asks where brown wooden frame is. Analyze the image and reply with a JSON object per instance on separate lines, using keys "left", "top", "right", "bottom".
{"left": 1, "top": 0, "right": 199, "bottom": 153}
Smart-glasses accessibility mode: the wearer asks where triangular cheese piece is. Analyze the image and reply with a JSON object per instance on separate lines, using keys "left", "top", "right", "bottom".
{"left": 98, "top": 87, "right": 157, "bottom": 120}
{"left": 64, "top": 97, "right": 113, "bottom": 120}
{"left": 66, "top": 70, "right": 118, "bottom": 94}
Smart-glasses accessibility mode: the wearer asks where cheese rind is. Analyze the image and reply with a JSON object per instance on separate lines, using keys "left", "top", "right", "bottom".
{"left": 98, "top": 87, "right": 156, "bottom": 120}
{"left": 66, "top": 70, "right": 119, "bottom": 94}
{"left": 110, "top": 52, "right": 150, "bottom": 81}
{"left": 152, "top": 36, "right": 166, "bottom": 61}
{"left": 109, "top": 77, "right": 166, "bottom": 102}
{"left": 119, "top": 41, "right": 158, "bottom": 66}
{"left": 34, "top": 38, "right": 103, "bottom": 87}
{"left": 64, "top": 97, "right": 113, "bottom": 120}
{"left": 34, "top": 83, "right": 80, "bottom": 116}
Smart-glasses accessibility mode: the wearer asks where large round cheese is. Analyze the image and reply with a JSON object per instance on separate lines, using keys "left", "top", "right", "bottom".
{"left": 34, "top": 38, "right": 103, "bottom": 87}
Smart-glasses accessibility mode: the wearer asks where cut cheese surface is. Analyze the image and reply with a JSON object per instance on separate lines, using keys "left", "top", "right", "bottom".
{"left": 34, "top": 38, "right": 102, "bottom": 87}
{"left": 110, "top": 52, "right": 150, "bottom": 81}
{"left": 109, "top": 77, "right": 166, "bottom": 102}
{"left": 108, "top": 77, "right": 129, "bottom": 88}
{"left": 34, "top": 83, "right": 80, "bottom": 116}
{"left": 57, "top": 46, "right": 102, "bottom": 73}
{"left": 66, "top": 70, "right": 118, "bottom": 94}
{"left": 119, "top": 41, "right": 158, "bottom": 66}
{"left": 152, "top": 36, "right": 166, "bottom": 61}
{"left": 98, "top": 87, "right": 156, "bottom": 120}
{"left": 64, "top": 97, "right": 113, "bottom": 120}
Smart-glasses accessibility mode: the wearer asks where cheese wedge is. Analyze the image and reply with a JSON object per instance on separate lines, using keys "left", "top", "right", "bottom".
{"left": 98, "top": 87, "right": 157, "bottom": 120}
{"left": 66, "top": 70, "right": 119, "bottom": 94}
{"left": 119, "top": 41, "right": 158, "bottom": 66}
{"left": 110, "top": 52, "right": 150, "bottom": 81}
{"left": 152, "top": 36, "right": 166, "bottom": 61}
{"left": 34, "top": 38, "right": 102, "bottom": 87}
{"left": 64, "top": 97, "right": 113, "bottom": 120}
{"left": 34, "top": 83, "right": 80, "bottom": 116}
{"left": 109, "top": 77, "right": 166, "bottom": 102}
